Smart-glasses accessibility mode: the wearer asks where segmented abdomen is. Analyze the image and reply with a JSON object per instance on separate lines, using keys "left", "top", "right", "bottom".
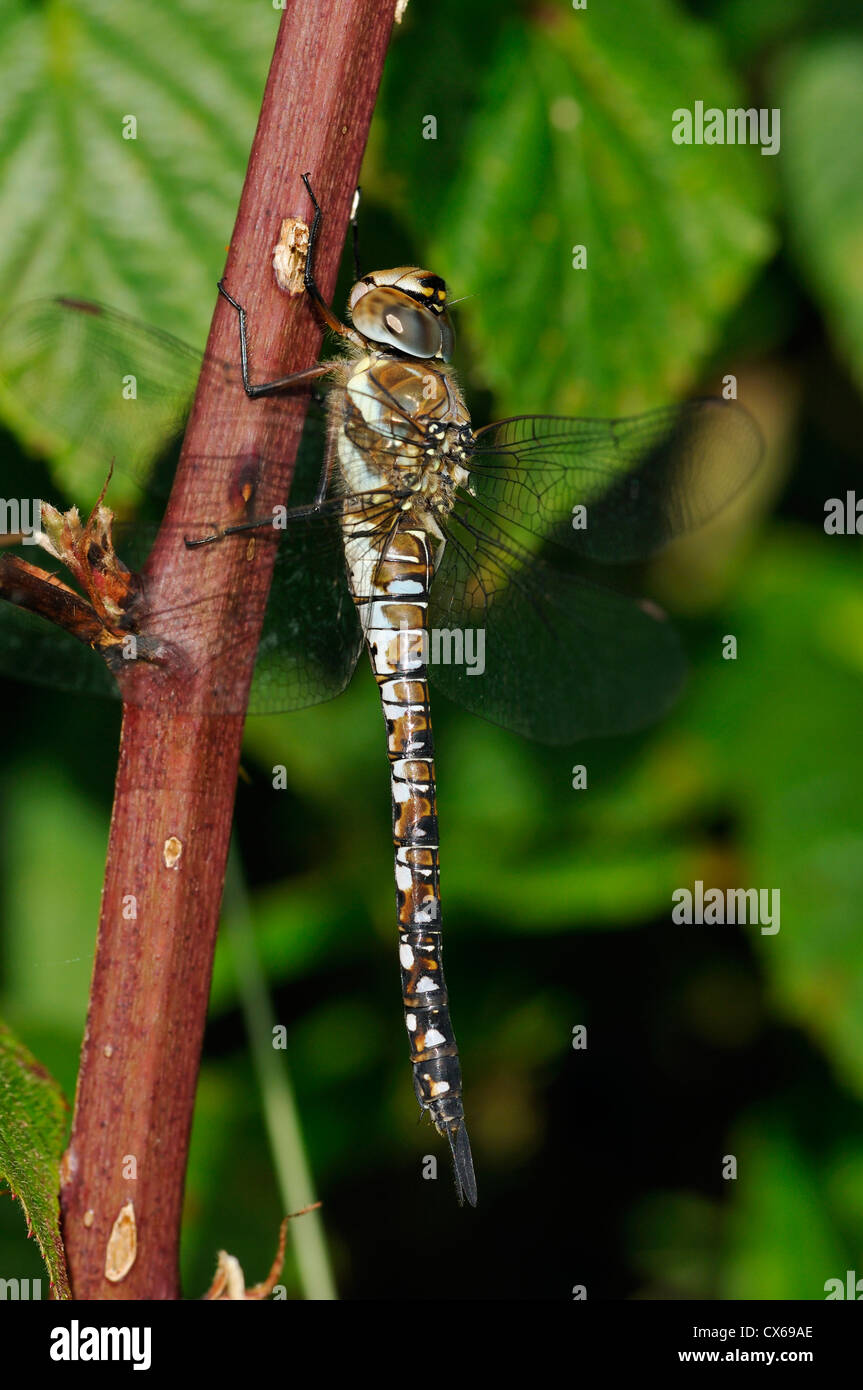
{"left": 342, "top": 518, "right": 476, "bottom": 1206}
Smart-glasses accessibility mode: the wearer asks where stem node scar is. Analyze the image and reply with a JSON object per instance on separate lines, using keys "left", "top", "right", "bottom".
{"left": 104, "top": 1202, "right": 137, "bottom": 1284}
{"left": 272, "top": 217, "right": 310, "bottom": 295}
{"left": 162, "top": 836, "right": 183, "bottom": 870}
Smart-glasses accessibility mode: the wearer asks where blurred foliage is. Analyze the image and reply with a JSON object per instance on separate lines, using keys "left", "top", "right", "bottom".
{"left": 0, "top": 0, "right": 862, "bottom": 1302}
{"left": 776, "top": 39, "right": 863, "bottom": 393}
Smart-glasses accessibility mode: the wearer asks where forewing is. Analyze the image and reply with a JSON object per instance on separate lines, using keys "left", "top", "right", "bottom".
{"left": 0, "top": 295, "right": 342, "bottom": 498}
{"left": 468, "top": 399, "right": 763, "bottom": 564}
{"left": 0, "top": 298, "right": 203, "bottom": 496}
{"left": 0, "top": 297, "right": 370, "bottom": 713}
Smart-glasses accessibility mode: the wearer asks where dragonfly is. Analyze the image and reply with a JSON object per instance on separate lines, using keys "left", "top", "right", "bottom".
{"left": 0, "top": 177, "right": 763, "bottom": 1207}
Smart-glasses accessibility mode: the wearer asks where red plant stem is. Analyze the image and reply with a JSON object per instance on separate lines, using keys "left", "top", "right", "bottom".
{"left": 59, "top": 0, "right": 395, "bottom": 1300}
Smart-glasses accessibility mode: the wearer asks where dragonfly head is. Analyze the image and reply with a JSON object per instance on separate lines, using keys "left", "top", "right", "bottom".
{"left": 348, "top": 268, "right": 454, "bottom": 363}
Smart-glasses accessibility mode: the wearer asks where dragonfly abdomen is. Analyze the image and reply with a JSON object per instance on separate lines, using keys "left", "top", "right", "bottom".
{"left": 343, "top": 519, "right": 476, "bottom": 1207}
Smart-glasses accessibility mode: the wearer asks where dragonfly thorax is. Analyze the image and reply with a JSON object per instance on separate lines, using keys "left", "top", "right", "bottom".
{"left": 334, "top": 353, "right": 473, "bottom": 541}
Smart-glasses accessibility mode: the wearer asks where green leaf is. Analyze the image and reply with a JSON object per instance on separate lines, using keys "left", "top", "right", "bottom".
{"left": 777, "top": 39, "right": 863, "bottom": 393}
{"left": 0, "top": 1020, "right": 71, "bottom": 1299}
{"left": 405, "top": 1, "right": 774, "bottom": 415}
{"left": 0, "top": 0, "right": 277, "bottom": 339}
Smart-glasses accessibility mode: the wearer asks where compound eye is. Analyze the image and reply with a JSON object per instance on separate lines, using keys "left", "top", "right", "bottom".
{"left": 351, "top": 287, "right": 442, "bottom": 359}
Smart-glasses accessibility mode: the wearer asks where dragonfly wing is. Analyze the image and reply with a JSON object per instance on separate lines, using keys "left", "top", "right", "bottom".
{"left": 0, "top": 596, "right": 122, "bottom": 700}
{"left": 0, "top": 298, "right": 203, "bottom": 496}
{"left": 246, "top": 507, "right": 364, "bottom": 715}
{"left": 0, "top": 490, "right": 408, "bottom": 715}
{"left": 0, "top": 297, "right": 367, "bottom": 713}
{"left": 427, "top": 503, "right": 685, "bottom": 744}
{"left": 468, "top": 399, "right": 763, "bottom": 564}
{"left": 0, "top": 519, "right": 159, "bottom": 702}
{"left": 0, "top": 296, "right": 331, "bottom": 500}
{"left": 196, "top": 491, "right": 411, "bottom": 715}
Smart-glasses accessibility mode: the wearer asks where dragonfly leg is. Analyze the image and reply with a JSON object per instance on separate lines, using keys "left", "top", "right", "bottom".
{"left": 184, "top": 496, "right": 345, "bottom": 548}
{"left": 217, "top": 175, "right": 361, "bottom": 400}
{"left": 216, "top": 281, "right": 334, "bottom": 399}
{"left": 299, "top": 172, "right": 358, "bottom": 341}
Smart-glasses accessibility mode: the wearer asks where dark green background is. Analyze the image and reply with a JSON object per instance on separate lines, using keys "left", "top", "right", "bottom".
{"left": 0, "top": 0, "right": 862, "bottom": 1300}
